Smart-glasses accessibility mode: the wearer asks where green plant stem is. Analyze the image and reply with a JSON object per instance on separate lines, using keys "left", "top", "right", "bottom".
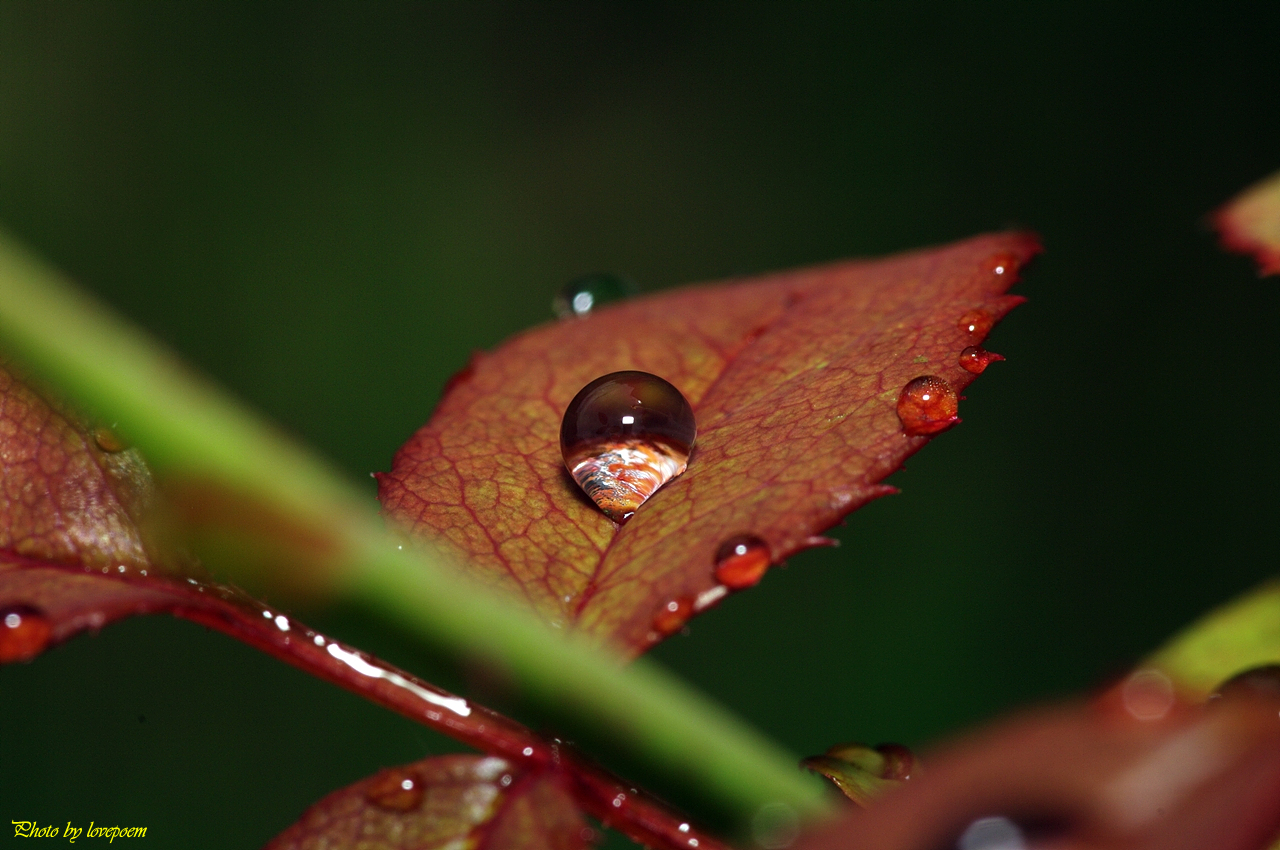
{"left": 0, "top": 229, "right": 831, "bottom": 827}
{"left": 1146, "top": 578, "right": 1280, "bottom": 698}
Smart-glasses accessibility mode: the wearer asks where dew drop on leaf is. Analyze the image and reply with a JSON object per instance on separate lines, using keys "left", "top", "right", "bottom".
{"left": 0, "top": 605, "right": 52, "bottom": 663}
{"left": 552, "top": 273, "right": 638, "bottom": 318}
{"left": 93, "top": 424, "right": 128, "bottom": 453}
{"left": 363, "top": 767, "right": 425, "bottom": 812}
{"left": 984, "top": 251, "right": 1019, "bottom": 278}
{"left": 958, "top": 309, "right": 995, "bottom": 338}
{"left": 958, "top": 346, "right": 1005, "bottom": 374}
{"left": 651, "top": 596, "right": 694, "bottom": 636}
{"left": 713, "top": 534, "right": 771, "bottom": 590}
{"left": 560, "top": 371, "right": 695, "bottom": 523}
{"left": 896, "top": 376, "right": 959, "bottom": 436}
{"left": 1208, "top": 664, "right": 1280, "bottom": 703}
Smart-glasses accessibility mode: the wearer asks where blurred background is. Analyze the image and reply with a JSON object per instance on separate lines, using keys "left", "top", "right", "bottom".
{"left": 2, "top": 3, "right": 1278, "bottom": 847}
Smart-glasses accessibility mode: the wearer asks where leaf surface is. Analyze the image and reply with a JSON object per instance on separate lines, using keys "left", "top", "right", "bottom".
{"left": 1215, "top": 169, "right": 1280, "bottom": 276}
{"left": 379, "top": 234, "right": 1038, "bottom": 653}
{"left": 264, "top": 755, "right": 589, "bottom": 850}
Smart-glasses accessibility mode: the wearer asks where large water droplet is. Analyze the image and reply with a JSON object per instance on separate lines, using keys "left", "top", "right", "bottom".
{"left": 896, "top": 376, "right": 959, "bottom": 436}
{"left": 651, "top": 596, "right": 694, "bottom": 637}
{"left": 1209, "top": 664, "right": 1280, "bottom": 703}
{"left": 958, "top": 345, "right": 1005, "bottom": 374}
{"left": 561, "top": 371, "right": 695, "bottom": 523}
{"left": 957, "top": 816, "right": 1027, "bottom": 850}
{"left": 553, "top": 273, "right": 638, "bottom": 318}
{"left": 714, "top": 534, "right": 770, "bottom": 589}
{"left": 364, "top": 767, "right": 425, "bottom": 812}
{"left": 0, "top": 605, "right": 52, "bottom": 663}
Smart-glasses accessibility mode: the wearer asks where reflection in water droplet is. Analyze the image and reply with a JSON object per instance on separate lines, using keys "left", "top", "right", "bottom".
{"left": 958, "top": 816, "right": 1026, "bottom": 850}
{"left": 752, "top": 802, "right": 800, "bottom": 850}
{"left": 364, "top": 767, "right": 424, "bottom": 812}
{"left": 958, "top": 346, "right": 1005, "bottom": 374}
{"left": 553, "top": 273, "right": 638, "bottom": 318}
{"left": 714, "top": 535, "right": 771, "bottom": 590}
{"left": 958, "top": 309, "right": 994, "bottom": 338}
{"left": 1121, "top": 668, "right": 1176, "bottom": 721}
{"left": 0, "top": 605, "right": 52, "bottom": 663}
{"left": 1209, "top": 663, "right": 1280, "bottom": 703}
{"left": 651, "top": 596, "right": 694, "bottom": 637}
{"left": 896, "top": 376, "right": 959, "bottom": 436}
{"left": 561, "top": 371, "right": 696, "bottom": 523}
{"left": 93, "top": 424, "right": 128, "bottom": 453}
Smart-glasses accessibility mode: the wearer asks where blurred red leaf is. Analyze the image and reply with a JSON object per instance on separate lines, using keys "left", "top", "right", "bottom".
{"left": 795, "top": 683, "right": 1280, "bottom": 850}
{"left": 264, "top": 755, "right": 589, "bottom": 850}
{"left": 378, "top": 234, "right": 1038, "bottom": 654}
{"left": 1214, "top": 169, "right": 1280, "bottom": 276}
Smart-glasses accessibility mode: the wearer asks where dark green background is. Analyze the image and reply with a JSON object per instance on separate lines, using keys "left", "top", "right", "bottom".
{"left": 2, "top": 4, "right": 1278, "bottom": 847}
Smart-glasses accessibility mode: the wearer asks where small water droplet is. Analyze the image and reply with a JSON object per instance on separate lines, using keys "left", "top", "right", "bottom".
{"left": 553, "top": 273, "right": 638, "bottom": 318}
{"left": 958, "top": 345, "right": 1005, "bottom": 374}
{"left": 561, "top": 371, "right": 696, "bottom": 522}
{"left": 651, "top": 596, "right": 694, "bottom": 636}
{"left": 958, "top": 309, "right": 994, "bottom": 338}
{"left": 1209, "top": 664, "right": 1280, "bottom": 703}
{"left": 714, "top": 535, "right": 771, "bottom": 590}
{"left": 364, "top": 767, "right": 424, "bottom": 812}
{"left": 0, "top": 605, "right": 52, "bottom": 663}
{"left": 93, "top": 424, "right": 128, "bottom": 453}
{"left": 612, "top": 792, "right": 626, "bottom": 808}
{"left": 984, "top": 251, "right": 1019, "bottom": 278}
{"left": 896, "top": 376, "right": 959, "bottom": 436}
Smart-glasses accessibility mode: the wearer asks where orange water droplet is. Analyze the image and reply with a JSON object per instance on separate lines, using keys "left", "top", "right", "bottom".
{"left": 93, "top": 425, "right": 127, "bottom": 453}
{"left": 714, "top": 534, "right": 771, "bottom": 589}
{"left": 652, "top": 596, "right": 694, "bottom": 636}
{"left": 957, "top": 309, "right": 994, "bottom": 338}
{"left": 958, "top": 346, "right": 1005, "bottom": 374}
{"left": 984, "top": 251, "right": 1019, "bottom": 278}
{"left": 561, "top": 371, "right": 696, "bottom": 523}
{"left": 0, "top": 605, "right": 52, "bottom": 663}
{"left": 364, "top": 767, "right": 425, "bottom": 812}
{"left": 896, "top": 376, "right": 959, "bottom": 436}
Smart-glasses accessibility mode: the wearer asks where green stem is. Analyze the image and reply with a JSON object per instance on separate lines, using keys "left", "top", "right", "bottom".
{"left": 0, "top": 229, "right": 831, "bottom": 827}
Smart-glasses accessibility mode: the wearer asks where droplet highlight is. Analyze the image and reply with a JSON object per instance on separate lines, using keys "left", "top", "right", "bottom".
{"left": 652, "top": 596, "right": 694, "bottom": 637}
{"left": 553, "top": 273, "right": 638, "bottom": 318}
{"left": 958, "top": 345, "right": 1005, "bottom": 374}
{"left": 0, "top": 605, "right": 52, "bottom": 663}
{"left": 896, "top": 376, "right": 959, "bottom": 436}
{"left": 364, "top": 767, "right": 424, "bottom": 812}
{"left": 958, "top": 309, "right": 994, "bottom": 338}
{"left": 984, "top": 251, "right": 1019, "bottom": 278}
{"left": 561, "top": 371, "right": 696, "bottom": 523}
{"left": 714, "top": 534, "right": 771, "bottom": 590}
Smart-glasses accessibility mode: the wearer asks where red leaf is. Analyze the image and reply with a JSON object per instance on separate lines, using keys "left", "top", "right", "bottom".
{"left": 378, "top": 233, "right": 1038, "bottom": 653}
{"left": 793, "top": 684, "right": 1280, "bottom": 850}
{"left": 1214, "top": 169, "right": 1280, "bottom": 276}
{"left": 264, "top": 756, "right": 589, "bottom": 850}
